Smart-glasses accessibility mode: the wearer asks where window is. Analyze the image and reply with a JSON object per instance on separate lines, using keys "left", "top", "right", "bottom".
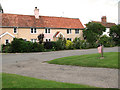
{"left": 31, "top": 39, "right": 37, "bottom": 43}
{"left": 67, "top": 29, "right": 72, "bottom": 34}
{"left": 45, "top": 28, "right": 50, "bottom": 33}
{"left": 14, "top": 27, "right": 17, "bottom": 34}
{"left": 5, "top": 39, "right": 9, "bottom": 45}
{"left": 67, "top": 38, "right": 72, "bottom": 41}
{"left": 31, "top": 28, "right": 37, "bottom": 34}
{"left": 46, "top": 39, "right": 51, "bottom": 42}
{"left": 75, "top": 29, "right": 79, "bottom": 34}
{"left": 23, "top": 39, "right": 27, "bottom": 41}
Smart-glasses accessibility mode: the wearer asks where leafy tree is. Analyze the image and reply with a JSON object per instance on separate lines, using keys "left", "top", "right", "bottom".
{"left": 38, "top": 34, "right": 44, "bottom": 44}
{"left": 98, "top": 35, "right": 115, "bottom": 47}
{"left": 83, "top": 22, "right": 106, "bottom": 47}
{"left": 110, "top": 25, "right": 120, "bottom": 46}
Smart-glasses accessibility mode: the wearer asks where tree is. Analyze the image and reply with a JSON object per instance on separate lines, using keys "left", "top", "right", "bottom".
{"left": 110, "top": 25, "right": 120, "bottom": 46}
{"left": 38, "top": 34, "right": 44, "bottom": 44}
{"left": 83, "top": 22, "right": 106, "bottom": 47}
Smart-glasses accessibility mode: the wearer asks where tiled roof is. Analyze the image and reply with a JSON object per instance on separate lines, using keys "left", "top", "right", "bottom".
{"left": 92, "top": 21, "right": 116, "bottom": 28}
{"left": 0, "top": 13, "right": 84, "bottom": 29}
{"left": 54, "top": 31, "right": 60, "bottom": 37}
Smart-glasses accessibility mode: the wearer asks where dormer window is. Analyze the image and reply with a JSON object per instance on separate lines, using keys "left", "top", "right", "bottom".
{"left": 14, "top": 27, "right": 17, "bottom": 34}
{"left": 45, "top": 28, "right": 50, "bottom": 33}
{"left": 31, "top": 28, "right": 37, "bottom": 34}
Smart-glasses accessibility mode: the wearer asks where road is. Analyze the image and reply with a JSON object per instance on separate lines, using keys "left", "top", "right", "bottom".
{"left": 2, "top": 47, "right": 119, "bottom": 88}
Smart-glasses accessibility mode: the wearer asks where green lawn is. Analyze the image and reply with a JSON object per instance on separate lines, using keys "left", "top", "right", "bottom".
{"left": 2, "top": 73, "right": 96, "bottom": 88}
{"left": 48, "top": 52, "right": 118, "bottom": 69}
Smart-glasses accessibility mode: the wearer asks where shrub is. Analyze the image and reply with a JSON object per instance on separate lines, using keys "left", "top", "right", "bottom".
{"left": 73, "top": 38, "right": 90, "bottom": 49}
{"left": 66, "top": 40, "right": 73, "bottom": 49}
{"left": 44, "top": 42, "right": 56, "bottom": 49}
{"left": 54, "top": 38, "right": 66, "bottom": 50}
{"left": 32, "top": 42, "right": 44, "bottom": 52}
{"left": 1, "top": 44, "right": 12, "bottom": 53}
{"left": 10, "top": 38, "right": 44, "bottom": 53}
{"left": 98, "top": 35, "right": 115, "bottom": 47}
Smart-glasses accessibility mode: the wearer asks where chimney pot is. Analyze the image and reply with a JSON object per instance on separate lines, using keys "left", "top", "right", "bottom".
{"left": 34, "top": 7, "right": 39, "bottom": 19}
{"left": 101, "top": 16, "right": 107, "bottom": 23}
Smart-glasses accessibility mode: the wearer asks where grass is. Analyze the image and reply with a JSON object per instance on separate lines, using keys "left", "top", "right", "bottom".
{"left": 47, "top": 52, "right": 118, "bottom": 69}
{"left": 2, "top": 73, "right": 96, "bottom": 88}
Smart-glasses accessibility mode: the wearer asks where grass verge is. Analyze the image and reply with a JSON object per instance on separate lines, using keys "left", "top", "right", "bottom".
{"left": 2, "top": 73, "right": 96, "bottom": 88}
{"left": 47, "top": 52, "right": 118, "bottom": 69}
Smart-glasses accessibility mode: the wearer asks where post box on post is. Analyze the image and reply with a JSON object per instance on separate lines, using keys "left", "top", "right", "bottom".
{"left": 98, "top": 44, "right": 104, "bottom": 59}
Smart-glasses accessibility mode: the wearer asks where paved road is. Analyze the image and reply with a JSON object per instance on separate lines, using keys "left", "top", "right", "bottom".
{"left": 2, "top": 47, "right": 119, "bottom": 88}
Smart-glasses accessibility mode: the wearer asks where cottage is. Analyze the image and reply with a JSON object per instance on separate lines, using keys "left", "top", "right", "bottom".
{"left": 0, "top": 7, "right": 84, "bottom": 45}
{"left": 92, "top": 16, "right": 116, "bottom": 36}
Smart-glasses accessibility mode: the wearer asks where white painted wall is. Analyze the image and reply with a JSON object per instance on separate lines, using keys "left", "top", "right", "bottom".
{"left": 103, "top": 28, "right": 110, "bottom": 37}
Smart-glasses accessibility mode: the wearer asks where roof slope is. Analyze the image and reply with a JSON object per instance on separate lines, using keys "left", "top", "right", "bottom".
{"left": 0, "top": 13, "right": 84, "bottom": 29}
{"left": 92, "top": 21, "right": 116, "bottom": 28}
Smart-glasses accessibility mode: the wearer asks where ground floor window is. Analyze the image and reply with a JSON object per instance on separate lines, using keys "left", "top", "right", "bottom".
{"left": 31, "top": 39, "right": 37, "bottom": 43}
{"left": 5, "top": 39, "right": 9, "bottom": 45}
{"left": 67, "top": 38, "right": 72, "bottom": 41}
{"left": 46, "top": 39, "right": 51, "bottom": 42}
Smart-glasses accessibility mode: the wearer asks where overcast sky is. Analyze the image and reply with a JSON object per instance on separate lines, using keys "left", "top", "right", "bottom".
{"left": 0, "top": 0, "right": 119, "bottom": 25}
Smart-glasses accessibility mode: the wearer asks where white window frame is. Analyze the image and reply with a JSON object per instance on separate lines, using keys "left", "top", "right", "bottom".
{"left": 67, "top": 29, "right": 72, "bottom": 34}
{"left": 75, "top": 29, "right": 79, "bottom": 34}
{"left": 31, "top": 39, "right": 37, "bottom": 43}
{"left": 31, "top": 28, "right": 37, "bottom": 34}
{"left": 45, "top": 28, "right": 50, "bottom": 34}
{"left": 13, "top": 27, "right": 18, "bottom": 34}
{"left": 67, "top": 38, "right": 72, "bottom": 41}
{"left": 5, "top": 39, "right": 9, "bottom": 45}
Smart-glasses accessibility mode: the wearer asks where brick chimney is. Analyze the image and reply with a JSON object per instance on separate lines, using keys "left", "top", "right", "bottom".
{"left": 34, "top": 7, "right": 39, "bottom": 19}
{"left": 101, "top": 16, "right": 107, "bottom": 23}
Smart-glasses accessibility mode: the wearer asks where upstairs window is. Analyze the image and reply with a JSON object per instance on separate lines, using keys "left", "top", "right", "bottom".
{"left": 14, "top": 27, "right": 17, "bottom": 34}
{"left": 75, "top": 29, "right": 79, "bottom": 34}
{"left": 31, "top": 28, "right": 37, "bottom": 34}
{"left": 67, "top": 29, "right": 72, "bottom": 34}
{"left": 45, "top": 28, "right": 50, "bottom": 33}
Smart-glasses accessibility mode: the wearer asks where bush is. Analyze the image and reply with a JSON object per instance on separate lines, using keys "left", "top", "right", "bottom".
{"left": 6, "top": 38, "right": 44, "bottom": 53}
{"left": 32, "top": 42, "right": 44, "bottom": 52}
{"left": 1, "top": 44, "right": 12, "bottom": 53}
{"left": 66, "top": 40, "right": 73, "bottom": 49}
{"left": 54, "top": 38, "right": 66, "bottom": 50}
{"left": 73, "top": 38, "right": 90, "bottom": 49}
{"left": 44, "top": 42, "right": 56, "bottom": 50}
{"left": 98, "top": 35, "right": 115, "bottom": 47}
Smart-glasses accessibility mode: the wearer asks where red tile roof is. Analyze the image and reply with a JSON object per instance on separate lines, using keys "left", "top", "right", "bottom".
{"left": 0, "top": 13, "right": 84, "bottom": 29}
{"left": 92, "top": 21, "right": 116, "bottom": 28}
{"left": 54, "top": 31, "right": 60, "bottom": 37}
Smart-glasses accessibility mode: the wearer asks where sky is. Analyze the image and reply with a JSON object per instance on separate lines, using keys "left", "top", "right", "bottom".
{"left": 0, "top": 0, "right": 119, "bottom": 25}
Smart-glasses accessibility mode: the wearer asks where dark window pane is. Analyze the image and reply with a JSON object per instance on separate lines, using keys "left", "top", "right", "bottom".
{"left": 48, "top": 29, "right": 50, "bottom": 33}
{"left": 45, "top": 29, "right": 47, "bottom": 33}
{"left": 67, "top": 29, "right": 69, "bottom": 34}
{"left": 14, "top": 28, "right": 17, "bottom": 33}
{"left": 34, "top": 28, "right": 36, "bottom": 33}
{"left": 31, "top": 28, "right": 33, "bottom": 33}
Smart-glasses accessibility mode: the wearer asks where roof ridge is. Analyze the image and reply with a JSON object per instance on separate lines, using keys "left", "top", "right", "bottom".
{"left": 2, "top": 13, "right": 79, "bottom": 19}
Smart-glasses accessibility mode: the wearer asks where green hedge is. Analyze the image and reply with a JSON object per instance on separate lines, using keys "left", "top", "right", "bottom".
{"left": 2, "top": 38, "right": 44, "bottom": 53}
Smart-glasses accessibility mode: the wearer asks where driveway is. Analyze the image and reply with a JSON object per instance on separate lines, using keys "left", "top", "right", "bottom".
{"left": 2, "top": 47, "right": 119, "bottom": 88}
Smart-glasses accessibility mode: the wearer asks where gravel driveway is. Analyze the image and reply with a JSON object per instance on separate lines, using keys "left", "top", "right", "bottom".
{"left": 2, "top": 47, "right": 119, "bottom": 88}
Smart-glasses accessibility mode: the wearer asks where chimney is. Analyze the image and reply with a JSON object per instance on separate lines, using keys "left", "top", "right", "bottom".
{"left": 101, "top": 16, "right": 107, "bottom": 23}
{"left": 34, "top": 7, "right": 39, "bottom": 19}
